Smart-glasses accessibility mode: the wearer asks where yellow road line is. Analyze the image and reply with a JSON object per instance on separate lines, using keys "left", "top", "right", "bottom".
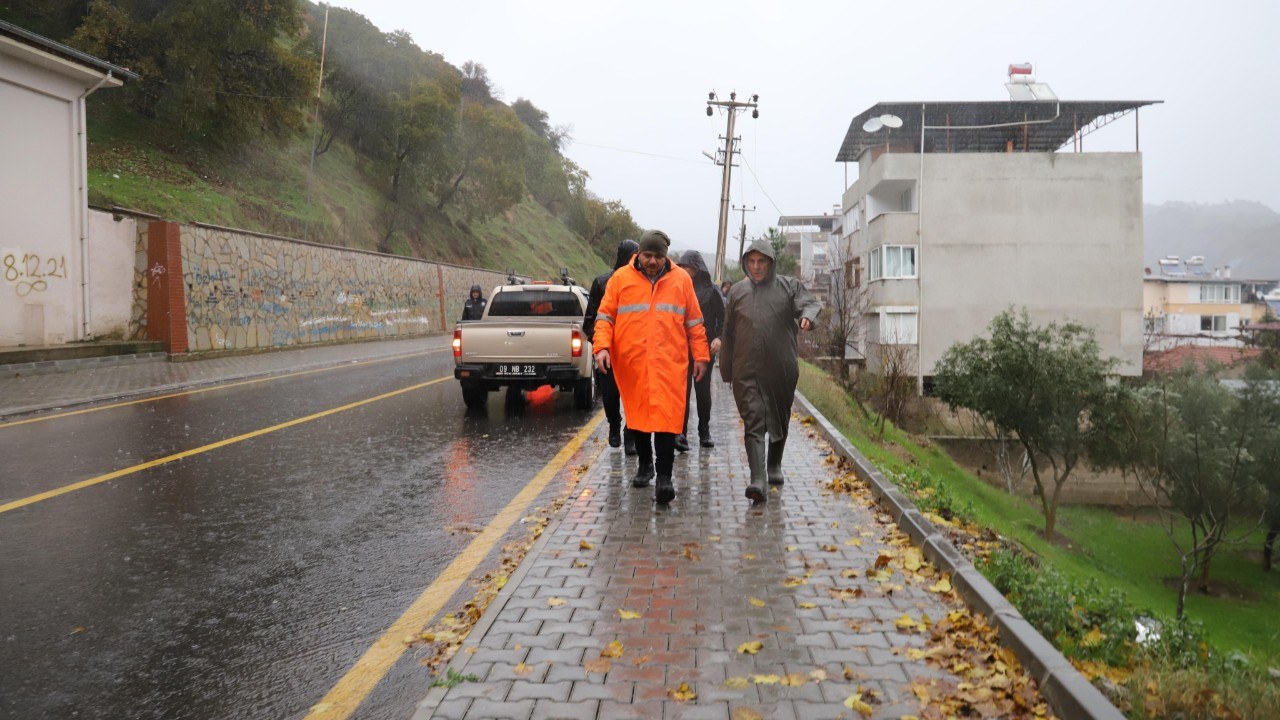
{"left": 0, "top": 348, "right": 446, "bottom": 430}
{"left": 0, "top": 376, "right": 453, "bottom": 514}
{"left": 306, "top": 410, "right": 606, "bottom": 720}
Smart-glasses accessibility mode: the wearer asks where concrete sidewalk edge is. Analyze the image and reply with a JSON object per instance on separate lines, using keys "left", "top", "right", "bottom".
{"left": 792, "top": 391, "right": 1125, "bottom": 720}
{"left": 411, "top": 427, "right": 611, "bottom": 720}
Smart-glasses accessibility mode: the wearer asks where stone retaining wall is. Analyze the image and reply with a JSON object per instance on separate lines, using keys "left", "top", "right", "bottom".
{"left": 133, "top": 220, "right": 522, "bottom": 353}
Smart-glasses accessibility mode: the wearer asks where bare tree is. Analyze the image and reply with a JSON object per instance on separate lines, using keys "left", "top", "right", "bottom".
{"left": 817, "top": 239, "right": 871, "bottom": 383}
{"left": 875, "top": 342, "right": 917, "bottom": 437}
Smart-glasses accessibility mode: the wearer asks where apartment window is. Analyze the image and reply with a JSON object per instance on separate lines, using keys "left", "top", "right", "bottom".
{"left": 883, "top": 245, "right": 916, "bottom": 278}
{"left": 880, "top": 309, "right": 918, "bottom": 345}
{"left": 843, "top": 204, "right": 860, "bottom": 234}
{"left": 1196, "top": 284, "right": 1240, "bottom": 303}
{"left": 868, "top": 248, "right": 881, "bottom": 281}
{"left": 1200, "top": 315, "right": 1227, "bottom": 332}
{"left": 1144, "top": 315, "right": 1164, "bottom": 334}
{"left": 899, "top": 188, "right": 913, "bottom": 212}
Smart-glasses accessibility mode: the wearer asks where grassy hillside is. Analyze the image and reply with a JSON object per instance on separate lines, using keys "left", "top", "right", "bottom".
{"left": 85, "top": 104, "right": 609, "bottom": 283}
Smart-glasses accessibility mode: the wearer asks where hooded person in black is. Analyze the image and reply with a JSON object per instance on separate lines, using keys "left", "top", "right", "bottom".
{"left": 721, "top": 238, "right": 821, "bottom": 502}
{"left": 676, "top": 250, "right": 724, "bottom": 449}
{"left": 584, "top": 238, "right": 640, "bottom": 449}
{"left": 460, "top": 284, "right": 486, "bottom": 321}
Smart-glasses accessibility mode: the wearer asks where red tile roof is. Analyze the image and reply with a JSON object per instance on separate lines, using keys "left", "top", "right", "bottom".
{"left": 1144, "top": 345, "right": 1262, "bottom": 374}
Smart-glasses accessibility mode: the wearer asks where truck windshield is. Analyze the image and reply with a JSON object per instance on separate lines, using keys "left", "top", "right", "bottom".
{"left": 487, "top": 290, "right": 583, "bottom": 317}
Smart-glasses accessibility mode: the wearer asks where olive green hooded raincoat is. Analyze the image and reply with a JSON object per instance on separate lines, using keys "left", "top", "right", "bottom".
{"left": 720, "top": 238, "right": 821, "bottom": 442}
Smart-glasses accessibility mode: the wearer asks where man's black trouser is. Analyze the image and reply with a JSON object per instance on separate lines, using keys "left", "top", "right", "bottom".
{"left": 595, "top": 368, "right": 622, "bottom": 427}
{"left": 682, "top": 354, "right": 714, "bottom": 438}
{"left": 633, "top": 432, "right": 676, "bottom": 477}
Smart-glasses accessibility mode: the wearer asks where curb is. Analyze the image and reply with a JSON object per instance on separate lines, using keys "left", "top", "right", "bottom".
{"left": 793, "top": 391, "right": 1125, "bottom": 720}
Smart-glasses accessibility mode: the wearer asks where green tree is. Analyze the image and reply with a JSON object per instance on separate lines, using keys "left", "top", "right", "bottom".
{"left": 433, "top": 102, "right": 527, "bottom": 222}
{"left": 933, "top": 308, "right": 1117, "bottom": 539}
{"left": 70, "top": 0, "right": 313, "bottom": 144}
{"left": 1091, "top": 365, "right": 1277, "bottom": 617}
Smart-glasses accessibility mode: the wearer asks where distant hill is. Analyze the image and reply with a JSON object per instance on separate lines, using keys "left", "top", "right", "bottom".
{"left": 1144, "top": 201, "right": 1280, "bottom": 280}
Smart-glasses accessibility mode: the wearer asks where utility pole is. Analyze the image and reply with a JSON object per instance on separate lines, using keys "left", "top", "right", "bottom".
{"left": 706, "top": 91, "right": 758, "bottom": 284}
{"left": 303, "top": 4, "right": 329, "bottom": 243}
{"left": 733, "top": 204, "right": 755, "bottom": 265}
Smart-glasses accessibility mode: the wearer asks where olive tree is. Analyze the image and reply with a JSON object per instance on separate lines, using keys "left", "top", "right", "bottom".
{"left": 1090, "top": 365, "right": 1278, "bottom": 617}
{"left": 933, "top": 308, "right": 1117, "bottom": 539}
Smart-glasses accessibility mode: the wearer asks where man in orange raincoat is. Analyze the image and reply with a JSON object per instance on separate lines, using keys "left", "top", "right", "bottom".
{"left": 593, "top": 230, "right": 710, "bottom": 504}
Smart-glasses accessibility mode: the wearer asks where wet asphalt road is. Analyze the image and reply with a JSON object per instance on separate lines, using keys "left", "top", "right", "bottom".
{"left": 0, "top": 345, "right": 597, "bottom": 719}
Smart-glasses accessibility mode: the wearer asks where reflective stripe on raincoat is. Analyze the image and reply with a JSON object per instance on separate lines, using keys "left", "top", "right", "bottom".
{"left": 594, "top": 259, "right": 710, "bottom": 433}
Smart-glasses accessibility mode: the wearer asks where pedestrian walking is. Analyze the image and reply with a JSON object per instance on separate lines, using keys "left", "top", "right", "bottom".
{"left": 583, "top": 238, "right": 639, "bottom": 450}
{"left": 721, "top": 238, "right": 821, "bottom": 503}
{"left": 593, "top": 230, "right": 710, "bottom": 504}
{"left": 676, "top": 250, "right": 724, "bottom": 450}
{"left": 460, "top": 284, "right": 487, "bottom": 321}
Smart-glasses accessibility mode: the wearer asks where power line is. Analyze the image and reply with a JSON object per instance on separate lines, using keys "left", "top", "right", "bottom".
{"left": 567, "top": 140, "right": 705, "bottom": 165}
{"left": 740, "top": 154, "right": 784, "bottom": 219}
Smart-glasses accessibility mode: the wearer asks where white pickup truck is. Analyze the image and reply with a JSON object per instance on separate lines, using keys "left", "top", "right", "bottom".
{"left": 452, "top": 281, "right": 595, "bottom": 410}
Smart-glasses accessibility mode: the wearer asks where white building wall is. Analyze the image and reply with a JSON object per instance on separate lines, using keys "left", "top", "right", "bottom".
{"left": 87, "top": 209, "right": 141, "bottom": 340}
{"left": 0, "top": 59, "right": 82, "bottom": 345}
{"left": 845, "top": 151, "right": 1145, "bottom": 377}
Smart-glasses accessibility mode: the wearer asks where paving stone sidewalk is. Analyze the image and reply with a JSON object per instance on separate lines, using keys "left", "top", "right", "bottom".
{"left": 413, "top": 381, "right": 1092, "bottom": 720}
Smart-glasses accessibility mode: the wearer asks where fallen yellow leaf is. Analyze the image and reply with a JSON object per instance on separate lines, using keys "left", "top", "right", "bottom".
{"left": 600, "top": 640, "right": 624, "bottom": 658}
{"left": 895, "top": 614, "right": 921, "bottom": 631}
{"left": 751, "top": 674, "right": 781, "bottom": 685}
{"left": 737, "top": 641, "right": 764, "bottom": 654}
{"left": 513, "top": 662, "right": 533, "bottom": 676}
{"left": 844, "top": 537, "right": 863, "bottom": 546}
{"left": 780, "top": 673, "right": 808, "bottom": 687}
{"left": 731, "top": 708, "right": 764, "bottom": 720}
{"left": 798, "top": 602, "right": 817, "bottom": 609}
{"left": 843, "top": 693, "right": 873, "bottom": 717}
{"left": 785, "top": 545, "right": 798, "bottom": 552}
{"left": 617, "top": 609, "right": 641, "bottom": 620}
{"left": 742, "top": 553, "right": 757, "bottom": 560}
{"left": 669, "top": 682, "right": 697, "bottom": 701}
{"left": 782, "top": 576, "right": 806, "bottom": 588}
{"left": 809, "top": 669, "right": 828, "bottom": 682}
{"left": 748, "top": 597, "right": 766, "bottom": 607}
{"left": 723, "top": 676, "right": 750, "bottom": 689}
{"left": 841, "top": 568, "right": 860, "bottom": 578}
{"left": 579, "top": 539, "right": 594, "bottom": 550}
{"left": 708, "top": 535, "right": 720, "bottom": 541}
{"left": 547, "top": 597, "right": 566, "bottom": 607}
{"left": 1081, "top": 625, "right": 1107, "bottom": 647}
{"left": 928, "top": 576, "right": 953, "bottom": 593}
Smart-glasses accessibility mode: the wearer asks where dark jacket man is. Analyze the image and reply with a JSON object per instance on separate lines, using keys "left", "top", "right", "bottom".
{"left": 584, "top": 239, "right": 640, "bottom": 448}
{"left": 676, "top": 250, "right": 725, "bottom": 448}
{"left": 721, "top": 238, "right": 820, "bottom": 502}
{"left": 460, "top": 284, "right": 487, "bottom": 321}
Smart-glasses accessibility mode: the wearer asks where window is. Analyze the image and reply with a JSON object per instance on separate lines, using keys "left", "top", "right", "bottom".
{"left": 1144, "top": 315, "right": 1164, "bottom": 334}
{"left": 869, "top": 245, "right": 917, "bottom": 280}
{"left": 1196, "top": 284, "right": 1240, "bottom": 303}
{"left": 843, "top": 204, "right": 860, "bottom": 234}
{"left": 899, "top": 188, "right": 913, "bottom": 212}
{"left": 883, "top": 246, "right": 916, "bottom": 278}
{"left": 880, "top": 309, "right": 918, "bottom": 344}
{"left": 1200, "top": 315, "right": 1227, "bottom": 332}
{"left": 488, "top": 290, "right": 583, "bottom": 317}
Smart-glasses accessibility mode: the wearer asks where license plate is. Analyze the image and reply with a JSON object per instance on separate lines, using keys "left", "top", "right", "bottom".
{"left": 494, "top": 364, "right": 538, "bottom": 377}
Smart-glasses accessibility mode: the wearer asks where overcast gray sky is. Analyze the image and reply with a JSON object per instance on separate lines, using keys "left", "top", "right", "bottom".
{"left": 336, "top": 0, "right": 1278, "bottom": 261}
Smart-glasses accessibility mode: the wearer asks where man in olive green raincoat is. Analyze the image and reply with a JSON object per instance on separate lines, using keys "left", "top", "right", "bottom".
{"left": 720, "top": 238, "right": 821, "bottom": 503}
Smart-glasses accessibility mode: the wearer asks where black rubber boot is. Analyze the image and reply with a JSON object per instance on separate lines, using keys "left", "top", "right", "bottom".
{"left": 699, "top": 431, "right": 714, "bottom": 448}
{"left": 655, "top": 475, "right": 676, "bottom": 504}
{"left": 623, "top": 428, "right": 637, "bottom": 456}
{"left": 767, "top": 440, "right": 786, "bottom": 485}
{"left": 674, "top": 434, "right": 690, "bottom": 453}
{"left": 744, "top": 439, "right": 768, "bottom": 503}
{"left": 632, "top": 462, "right": 654, "bottom": 488}
{"left": 608, "top": 423, "right": 621, "bottom": 448}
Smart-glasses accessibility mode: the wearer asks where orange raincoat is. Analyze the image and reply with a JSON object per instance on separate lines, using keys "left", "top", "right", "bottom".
{"left": 593, "top": 258, "right": 710, "bottom": 433}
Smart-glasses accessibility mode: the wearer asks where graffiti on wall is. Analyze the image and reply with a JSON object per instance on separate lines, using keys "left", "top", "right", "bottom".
{"left": 3, "top": 251, "right": 68, "bottom": 297}
{"left": 176, "top": 226, "right": 511, "bottom": 352}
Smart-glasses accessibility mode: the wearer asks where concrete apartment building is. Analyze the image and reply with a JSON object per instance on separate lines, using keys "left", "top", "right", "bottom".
{"left": 836, "top": 71, "right": 1158, "bottom": 384}
{"left": 1142, "top": 256, "right": 1276, "bottom": 349}
{"left": 0, "top": 20, "right": 135, "bottom": 347}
